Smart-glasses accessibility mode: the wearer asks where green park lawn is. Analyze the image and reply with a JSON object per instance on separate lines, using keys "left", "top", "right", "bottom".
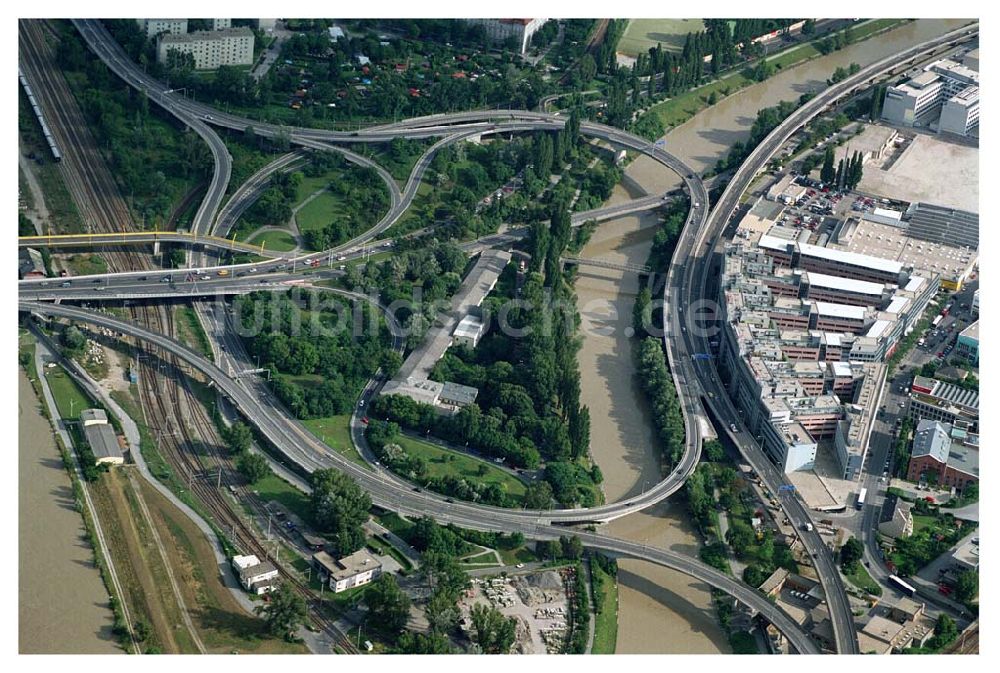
{"left": 394, "top": 434, "right": 528, "bottom": 499}
{"left": 844, "top": 562, "right": 883, "bottom": 596}
{"left": 246, "top": 229, "right": 298, "bottom": 252}
{"left": 44, "top": 365, "right": 92, "bottom": 420}
{"left": 295, "top": 191, "right": 343, "bottom": 233}
{"left": 617, "top": 19, "right": 706, "bottom": 57}
{"left": 301, "top": 414, "right": 371, "bottom": 469}
{"left": 591, "top": 562, "right": 619, "bottom": 654}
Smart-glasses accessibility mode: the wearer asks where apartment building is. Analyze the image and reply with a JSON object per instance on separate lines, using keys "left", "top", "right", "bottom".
{"left": 157, "top": 26, "right": 255, "bottom": 69}
{"left": 136, "top": 18, "right": 188, "bottom": 37}
{"left": 463, "top": 19, "right": 549, "bottom": 54}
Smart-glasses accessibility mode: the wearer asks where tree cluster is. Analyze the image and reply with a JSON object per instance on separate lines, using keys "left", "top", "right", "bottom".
{"left": 233, "top": 290, "right": 392, "bottom": 420}
{"left": 309, "top": 468, "right": 371, "bottom": 556}
{"left": 635, "top": 338, "right": 685, "bottom": 468}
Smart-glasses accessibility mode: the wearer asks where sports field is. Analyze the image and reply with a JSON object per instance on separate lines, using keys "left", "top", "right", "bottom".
{"left": 617, "top": 19, "right": 706, "bottom": 57}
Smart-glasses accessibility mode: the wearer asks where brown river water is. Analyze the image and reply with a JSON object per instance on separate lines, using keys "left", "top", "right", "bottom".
{"left": 576, "top": 19, "right": 968, "bottom": 653}
{"left": 19, "top": 370, "right": 119, "bottom": 653}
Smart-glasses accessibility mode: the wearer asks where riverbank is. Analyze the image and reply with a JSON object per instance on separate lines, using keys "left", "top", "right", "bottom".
{"left": 624, "top": 19, "right": 972, "bottom": 196}
{"left": 18, "top": 369, "right": 119, "bottom": 653}
{"left": 574, "top": 183, "right": 727, "bottom": 653}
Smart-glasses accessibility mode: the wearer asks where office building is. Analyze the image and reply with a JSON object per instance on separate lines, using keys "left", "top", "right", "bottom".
{"left": 955, "top": 320, "right": 979, "bottom": 365}
{"left": 882, "top": 58, "right": 979, "bottom": 133}
{"left": 939, "top": 86, "right": 979, "bottom": 137}
{"left": 136, "top": 18, "right": 188, "bottom": 37}
{"left": 157, "top": 26, "right": 255, "bottom": 70}
{"left": 908, "top": 376, "right": 978, "bottom": 427}
{"left": 463, "top": 19, "right": 549, "bottom": 55}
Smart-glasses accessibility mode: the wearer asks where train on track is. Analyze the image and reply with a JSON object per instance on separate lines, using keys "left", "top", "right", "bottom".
{"left": 18, "top": 66, "right": 62, "bottom": 162}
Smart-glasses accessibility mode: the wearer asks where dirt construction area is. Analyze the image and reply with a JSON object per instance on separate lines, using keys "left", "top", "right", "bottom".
{"left": 858, "top": 133, "right": 978, "bottom": 212}
{"left": 458, "top": 568, "right": 573, "bottom": 654}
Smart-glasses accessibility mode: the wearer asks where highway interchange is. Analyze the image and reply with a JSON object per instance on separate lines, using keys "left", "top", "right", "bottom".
{"left": 20, "top": 20, "right": 978, "bottom": 654}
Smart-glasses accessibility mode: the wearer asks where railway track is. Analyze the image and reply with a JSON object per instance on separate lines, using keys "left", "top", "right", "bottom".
{"left": 21, "top": 19, "right": 357, "bottom": 653}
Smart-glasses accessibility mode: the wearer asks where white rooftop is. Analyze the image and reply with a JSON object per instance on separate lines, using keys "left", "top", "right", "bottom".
{"left": 872, "top": 207, "right": 902, "bottom": 221}
{"left": 814, "top": 302, "right": 867, "bottom": 320}
{"left": 886, "top": 296, "right": 910, "bottom": 314}
{"left": 904, "top": 276, "right": 927, "bottom": 293}
{"left": 798, "top": 241, "right": 904, "bottom": 275}
{"left": 866, "top": 319, "right": 892, "bottom": 339}
{"left": 807, "top": 272, "right": 884, "bottom": 296}
{"left": 831, "top": 361, "right": 853, "bottom": 377}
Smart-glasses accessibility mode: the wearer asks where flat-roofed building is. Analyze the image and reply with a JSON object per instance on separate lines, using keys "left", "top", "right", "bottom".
{"left": 232, "top": 554, "right": 279, "bottom": 594}
{"left": 955, "top": 320, "right": 979, "bottom": 365}
{"left": 811, "top": 301, "right": 869, "bottom": 333}
{"left": 939, "top": 86, "right": 979, "bottom": 137}
{"left": 312, "top": 549, "right": 382, "bottom": 593}
{"left": 157, "top": 26, "right": 254, "bottom": 70}
{"left": 858, "top": 612, "right": 933, "bottom": 654}
{"left": 453, "top": 314, "right": 485, "bottom": 348}
{"left": 802, "top": 272, "right": 889, "bottom": 307}
{"left": 830, "top": 217, "right": 973, "bottom": 292}
{"left": 882, "top": 71, "right": 946, "bottom": 127}
{"left": 882, "top": 58, "right": 979, "bottom": 131}
{"left": 136, "top": 18, "right": 188, "bottom": 37}
{"left": 908, "top": 376, "right": 978, "bottom": 427}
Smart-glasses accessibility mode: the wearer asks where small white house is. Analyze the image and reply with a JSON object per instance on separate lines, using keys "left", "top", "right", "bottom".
{"left": 232, "top": 555, "right": 279, "bottom": 594}
{"left": 312, "top": 549, "right": 382, "bottom": 593}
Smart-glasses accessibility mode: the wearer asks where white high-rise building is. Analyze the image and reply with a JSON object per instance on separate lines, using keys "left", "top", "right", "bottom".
{"left": 939, "top": 86, "right": 979, "bottom": 137}
{"left": 882, "top": 58, "right": 979, "bottom": 131}
{"left": 463, "top": 19, "right": 549, "bottom": 55}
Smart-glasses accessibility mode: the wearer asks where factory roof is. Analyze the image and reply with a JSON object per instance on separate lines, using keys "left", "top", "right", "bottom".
{"left": 866, "top": 320, "right": 891, "bottom": 339}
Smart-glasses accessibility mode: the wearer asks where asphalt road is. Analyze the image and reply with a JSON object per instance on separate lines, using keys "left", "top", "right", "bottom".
{"left": 36, "top": 19, "right": 978, "bottom": 653}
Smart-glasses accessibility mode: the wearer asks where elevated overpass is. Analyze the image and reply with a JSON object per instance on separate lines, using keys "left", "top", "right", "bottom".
{"left": 18, "top": 298, "right": 817, "bottom": 654}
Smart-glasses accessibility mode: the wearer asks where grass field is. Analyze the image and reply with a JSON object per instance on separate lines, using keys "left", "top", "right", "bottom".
{"left": 844, "top": 562, "right": 883, "bottom": 596}
{"left": 591, "top": 562, "right": 619, "bottom": 654}
{"left": 175, "top": 306, "right": 213, "bottom": 361}
{"left": 394, "top": 434, "right": 528, "bottom": 499}
{"left": 246, "top": 230, "right": 298, "bottom": 252}
{"left": 44, "top": 365, "right": 92, "bottom": 420}
{"left": 912, "top": 514, "right": 938, "bottom": 534}
{"left": 641, "top": 18, "right": 910, "bottom": 132}
{"left": 301, "top": 414, "right": 371, "bottom": 469}
{"left": 617, "top": 19, "right": 706, "bottom": 57}
{"left": 295, "top": 191, "right": 342, "bottom": 233}
{"left": 252, "top": 472, "right": 312, "bottom": 523}
{"left": 138, "top": 477, "right": 307, "bottom": 653}
{"left": 64, "top": 253, "right": 108, "bottom": 277}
